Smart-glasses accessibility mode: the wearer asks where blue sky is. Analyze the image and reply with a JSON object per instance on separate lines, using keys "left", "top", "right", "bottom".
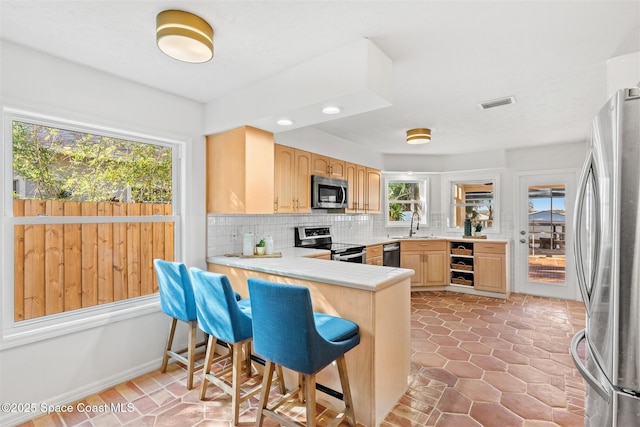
{"left": 531, "top": 197, "right": 565, "bottom": 212}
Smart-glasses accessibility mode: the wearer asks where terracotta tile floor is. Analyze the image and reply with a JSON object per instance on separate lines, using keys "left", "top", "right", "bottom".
{"left": 18, "top": 291, "right": 586, "bottom": 427}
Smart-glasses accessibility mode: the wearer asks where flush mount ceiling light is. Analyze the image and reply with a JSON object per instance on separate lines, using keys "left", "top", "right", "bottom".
{"left": 276, "top": 118, "right": 294, "bottom": 126}
{"left": 322, "top": 106, "right": 343, "bottom": 115}
{"left": 406, "top": 128, "right": 431, "bottom": 144}
{"left": 156, "top": 10, "right": 213, "bottom": 63}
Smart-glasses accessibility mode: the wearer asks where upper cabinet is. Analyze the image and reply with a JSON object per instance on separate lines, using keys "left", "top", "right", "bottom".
{"left": 329, "top": 158, "right": 346, "bottom": 179}
{"left": 274, "top": 144, "right": 311, "bottom": 213}
{"left": 311, "top": 154, "right": 331, "bottom": 177}
{"left": 346, "top": 163, "right": 381, "bottom": 213}
{"left": 206, "top": 126, "right": 275, "bottom": 214}
{"left": 206, "top": 132, "right": 378, "bottom": 215}
{"left": 310, "top": 154, "right": 347, "bottom": 179}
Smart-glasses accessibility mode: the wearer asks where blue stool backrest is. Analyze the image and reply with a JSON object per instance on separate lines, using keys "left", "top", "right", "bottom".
{"left": 248, "top": 278, "right": 346, "bottom": 375}
{"left": 189, "top": 268, "right": 253, "bottom": 344}
{"left": 154, "top": 259, "right": 196, "bottom": 322}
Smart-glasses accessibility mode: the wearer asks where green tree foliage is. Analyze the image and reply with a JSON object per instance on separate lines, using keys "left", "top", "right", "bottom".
{"left": 12, "top": 121, "right": 172, "bottom": 203}
{"left": 388, "top": 182, "right": 422, "bottom": 221}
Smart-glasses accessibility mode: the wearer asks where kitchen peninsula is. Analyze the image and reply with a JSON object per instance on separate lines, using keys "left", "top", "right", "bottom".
{"left": 207, "top": 254, "right": 414, "bottom": 427}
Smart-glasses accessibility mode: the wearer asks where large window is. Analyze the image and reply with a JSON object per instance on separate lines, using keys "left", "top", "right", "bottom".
{"left": 5, "top": 112, "right": 179, "bottom": 330}
{"left": 385, "top": 175, "right": 428, "bottom": 227}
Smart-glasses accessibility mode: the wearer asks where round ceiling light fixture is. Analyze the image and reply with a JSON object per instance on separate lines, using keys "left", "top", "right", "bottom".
{"left": 276, "top": 118, "right": 294, "bottom": 126}
{"left": 156, "top": 10, "right": 213, "bottom": 63}
{"left": 322, "top": 106, "right": 343, "bottom": 115}
{"left": 406, "top": 128, "right": 431, "bottom": 144}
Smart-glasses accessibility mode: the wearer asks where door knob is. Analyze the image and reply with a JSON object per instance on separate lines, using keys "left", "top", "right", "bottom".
{"left": 520, "top": 239, "right": 526, "bottom": 244}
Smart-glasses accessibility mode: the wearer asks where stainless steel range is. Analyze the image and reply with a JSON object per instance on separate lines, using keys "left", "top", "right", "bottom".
{"left": 294, "top": 226, "right": 366, "bottom": 263}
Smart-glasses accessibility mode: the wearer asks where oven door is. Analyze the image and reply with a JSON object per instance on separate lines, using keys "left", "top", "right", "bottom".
{"left": 333, "top": 249, "right": 366, "bottom": 263}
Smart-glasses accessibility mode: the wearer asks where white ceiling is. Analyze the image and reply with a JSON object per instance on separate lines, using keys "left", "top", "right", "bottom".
{"left": 1, "top": 1, "right": 639, "bottom": 155}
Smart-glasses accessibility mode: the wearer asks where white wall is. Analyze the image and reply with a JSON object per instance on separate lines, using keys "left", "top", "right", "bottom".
{"left": 275, "top": 127, "right": 385, "bottom": 169}
{"left": 381, "top": 142, "right": 588, "bottom": 239}
{"left": 0, "top": 41, "right": 206, "bottom": 426}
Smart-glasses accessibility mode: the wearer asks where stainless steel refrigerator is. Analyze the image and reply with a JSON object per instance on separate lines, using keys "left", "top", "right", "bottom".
{"left": 571, "top": 87, "right": 640, "bottom": 426}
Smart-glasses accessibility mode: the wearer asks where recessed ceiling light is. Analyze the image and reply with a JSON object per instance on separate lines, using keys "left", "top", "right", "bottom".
{"left": 276, "top": 119, "right": 294, "bottom": 126}
{"left": 322, "top": 106, "right": 342, "bottom": 115}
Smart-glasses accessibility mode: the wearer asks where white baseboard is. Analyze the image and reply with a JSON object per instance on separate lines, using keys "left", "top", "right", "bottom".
{"left": 0, "top": 358, "right": 162, "bottom": 427}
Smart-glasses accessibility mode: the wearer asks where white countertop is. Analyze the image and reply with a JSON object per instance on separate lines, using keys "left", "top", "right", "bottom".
{"left": 207, "top": 255, "right": 414, "bottom": 291}
{"left": 365, "top": 235, "right": 511, "bottom": 244}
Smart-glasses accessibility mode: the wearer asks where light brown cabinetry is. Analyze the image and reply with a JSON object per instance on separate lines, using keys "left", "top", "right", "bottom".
{"left": 311, "top": 154, "right": 331, "bottom": 177}
{"left": 346, "top": 163, "right": 381, "bottom": 213}
{"left": 274, "top": 145, "right": 311, "bottom": 213}
{"left": 400, "top": 240, "right": 448, "bottom": 287}
{"left": 206, "top": 126, "right": 274, "bottom": 214}
{"left": 366, "top": 244, "right": 383, "bottom": 266}
{"left": 474, "top": 242, "right": 506, "bottom": 293}
{"left": 311, "top": 154, "right": 346, "bottom": 179}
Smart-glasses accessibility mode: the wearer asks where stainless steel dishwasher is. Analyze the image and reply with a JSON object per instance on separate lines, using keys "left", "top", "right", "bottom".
{"left": 383, "top": 242, "right": 400, "bottom": 267}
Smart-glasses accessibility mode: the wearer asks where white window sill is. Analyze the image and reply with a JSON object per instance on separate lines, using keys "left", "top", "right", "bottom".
{"left": 0, "top": 295, "right": 160, "bottom": 350}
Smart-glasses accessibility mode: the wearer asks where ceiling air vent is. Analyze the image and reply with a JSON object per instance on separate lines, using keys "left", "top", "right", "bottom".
{"left": 479, "top": 96, "right": 516, "bottom": 110}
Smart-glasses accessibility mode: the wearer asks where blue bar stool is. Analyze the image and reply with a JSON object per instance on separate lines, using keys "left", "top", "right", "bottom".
{"left": 190, "top": 268, "right": 285, "bottom": 425}
{"left": 248, "top": 278, "right": 361, "bottom": 427}
{"left": 153, "top": 259, "right": 208, "bottom": 390}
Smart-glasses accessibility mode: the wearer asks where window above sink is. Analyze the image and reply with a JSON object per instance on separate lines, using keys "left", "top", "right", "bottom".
{"left": 384, "top": 174, "right": 429, "bottom": 228}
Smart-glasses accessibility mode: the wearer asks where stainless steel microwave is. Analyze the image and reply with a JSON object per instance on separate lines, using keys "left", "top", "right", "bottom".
{"left": 311, "top": 175, "right": 348, "bottom": 209}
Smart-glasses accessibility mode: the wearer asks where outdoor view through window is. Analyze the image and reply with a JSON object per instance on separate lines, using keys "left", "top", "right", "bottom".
{"left": 527, "top": 184, "right": 566, "bottom": 284}
{"left": 11, "top": 119, "right": 175, "bottom": 322}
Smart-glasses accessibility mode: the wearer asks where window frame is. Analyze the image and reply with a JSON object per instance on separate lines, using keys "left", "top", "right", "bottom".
{"left": 384, "top": 174, "right": 429, "bottom": 228}
{"left": 1, "top": 108, "right": 183, "bottom": 349}
{"left": 442, "top": 172, "right": 500, "bottom": 234}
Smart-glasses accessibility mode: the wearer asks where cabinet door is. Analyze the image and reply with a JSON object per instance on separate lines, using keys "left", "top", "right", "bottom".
{"left": 311, "top": 154, "right": 330, "bottom": 177}
{"left": 294, "top": 149, "right": 312, "bottom": 213}
{"left": 401, "top": 251, "right": 423, "bottom": 287}
{"left": 365, "top": 168, "right": 381, "bottom": 213}
{"left": 475, "top": 253, "right": 506, "bottom": 293}
{"left": 355, "top": 165, "right": 367, "bottom": 212}
{"left": 273, "top": 145, "right": 296, "bottom": 213}
{"left": 424, "top": 250, "right": 448, "bottom": 287}
{"left": 329, "top": 159, "right": 346, "bottom": 179}
{"left": 345, "top": 162, "right": 357, "bottom": 212}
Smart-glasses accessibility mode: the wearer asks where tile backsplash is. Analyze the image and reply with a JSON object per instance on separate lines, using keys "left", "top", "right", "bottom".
{"left": 207, "top": 211, "right": 514, "bottom": 257}
{"left": 207, "top": 212, "right": 386, "bottom": 256}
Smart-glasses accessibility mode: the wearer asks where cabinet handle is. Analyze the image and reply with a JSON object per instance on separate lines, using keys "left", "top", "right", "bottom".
{"left": 274, "top": 197, "right": 278, "bottom": 212}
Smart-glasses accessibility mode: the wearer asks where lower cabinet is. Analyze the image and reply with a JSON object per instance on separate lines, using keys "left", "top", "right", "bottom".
{"left": 366, "top": 244, "right": 383, "bottom": 266}
{"left": 474, "top": 243, "right": 506, "bottom": 293}
{"left": 400, "top": 241, "right": 448, "bottom": 287}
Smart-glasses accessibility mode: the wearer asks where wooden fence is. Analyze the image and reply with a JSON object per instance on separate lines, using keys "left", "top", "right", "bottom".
{"left": 13, "top": 199, "right": 174, "bottom": 322}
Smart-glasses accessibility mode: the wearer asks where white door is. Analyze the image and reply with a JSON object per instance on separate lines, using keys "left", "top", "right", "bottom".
{"left": 516, "top": 171, "right": 579, "bottom": 300}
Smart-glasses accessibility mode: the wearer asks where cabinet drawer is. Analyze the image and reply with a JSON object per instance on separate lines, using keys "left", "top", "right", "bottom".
{"left": 474, "top": 242, "right": 506, "bottom": 254}
{"left": 367, "top": 244, "right": 383, "bottom": 258}
{"left": 401, "top": 240, "right": 447, "bottom": 252}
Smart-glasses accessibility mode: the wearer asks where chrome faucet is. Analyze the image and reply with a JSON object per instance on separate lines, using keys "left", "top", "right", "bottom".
{"left": 409, "top": 211, "right": 420, "bottom": 237}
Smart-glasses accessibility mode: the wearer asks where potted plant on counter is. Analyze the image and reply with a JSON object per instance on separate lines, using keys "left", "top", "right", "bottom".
{"left": 474, "top": 222, "right": 483, "bottom": 236}
{"left": 255, "top": 239, "right": 266, "bottom": 255}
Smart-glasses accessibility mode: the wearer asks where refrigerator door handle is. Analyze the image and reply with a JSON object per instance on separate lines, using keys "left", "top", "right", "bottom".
{"left": 571, "top": 329, "right": 610, "bottom": 402}
{"left": 573, "top": 152, "right": 600, "bottom": 313}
